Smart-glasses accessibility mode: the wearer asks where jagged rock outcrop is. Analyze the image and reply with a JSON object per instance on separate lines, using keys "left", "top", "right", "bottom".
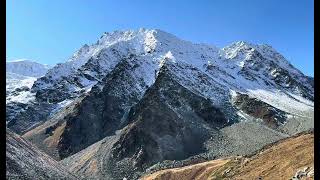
{"left": 57, "top": 55, "right": 155, "bottom": 159}
{"left": 232, "top": 92, "right": 287, "bottom": 129}
{"left": 109, "top": 67, "right": 229, "bottom": 170}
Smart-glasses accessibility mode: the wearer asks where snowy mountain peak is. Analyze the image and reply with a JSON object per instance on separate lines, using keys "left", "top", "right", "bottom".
{"left": 234, "top": 40, "right": 254, "bottom": 47}
{"left": 6, "top": 60, "right": 51, "bottom": 106}
{"left": 68, "top": 44, "right": 91, "bottom": 64}
{"left": 7, "top": 29, "right": 314, "bottom": 168}
{"left": 6, "top": 60, "right": 49, "bottom": 77}
{"left": 222, "top": 40, "right": 304, "bottom": 76}
{"left": 6, "top": 29, "right": 314, "bottom": 180}
{"left": 223, "top": 41, "right": 276, "bottom": 57}
{"left": 29, "top": 28, "right": 313, "bottom": 117}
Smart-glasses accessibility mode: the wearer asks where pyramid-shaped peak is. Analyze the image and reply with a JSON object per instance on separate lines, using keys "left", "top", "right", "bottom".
{"left": 97, "top": 28, "right": 181, "bottom": 44}
{"left": 224, "top": 41, "right": 257, "bottom": 50}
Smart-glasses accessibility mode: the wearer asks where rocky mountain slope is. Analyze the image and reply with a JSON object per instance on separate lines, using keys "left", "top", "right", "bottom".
{"left": 6, "top": 129, "right": 79, "bottom": 180}
{"left": 8, "top": 29, "right": 314, "bottom": 134}
{"left": 141, "top": 131, "right": 314, "bottom": 180}
{"left": 6, "top": 60, "right": 50, "bottom": 131}
{"left": 7, "top": 29, "right": 314, "bottom": 179}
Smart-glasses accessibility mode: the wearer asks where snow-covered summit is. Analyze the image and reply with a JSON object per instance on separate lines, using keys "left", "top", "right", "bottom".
{"left": 223, "top": 41, "right": 301, "bottom": 72}
{"left": 6, "top": 60, "right": 50, "bottom": 105}
{"left": 7, "top": 28, "right": 314, "bottom": 136}
{"left": 32, "top": 29, "right": 313, "bottom": 103}
{"left": 6, "top": 60, "right": 50, "bottom": 77}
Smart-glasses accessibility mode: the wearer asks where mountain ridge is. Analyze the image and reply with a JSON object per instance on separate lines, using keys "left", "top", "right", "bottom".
{"left": 6, "top": 28, "right": 313, "bottom": 180}
{"left": 6, "top": 59, "right": 50, "bottom": 77}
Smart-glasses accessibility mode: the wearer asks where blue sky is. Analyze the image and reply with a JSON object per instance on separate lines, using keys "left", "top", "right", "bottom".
{"left": 6, "top": 0, "right": 314, "bottom": 76}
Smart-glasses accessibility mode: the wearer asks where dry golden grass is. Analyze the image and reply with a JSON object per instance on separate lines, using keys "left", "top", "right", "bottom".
{"left": 22, "top": 120, "right": 67, "bottom": 160}
{"left": 232, "top": 133, "right": 314, "bottom": 180}
{"left": 44, "top": 122, "right": 66, "bottom": 148}
{"left": 141, "top": 159, "right": 230, "bottom": 180}
{"left": 140, "top": 132, "right": 314, "bottom": 180}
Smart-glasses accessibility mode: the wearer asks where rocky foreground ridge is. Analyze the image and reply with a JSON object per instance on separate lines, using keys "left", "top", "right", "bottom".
{"left": 6, "top": 129, "right": 79, "bottom": 180}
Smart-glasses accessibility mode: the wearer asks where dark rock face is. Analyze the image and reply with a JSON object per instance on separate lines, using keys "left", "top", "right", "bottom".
{"left": 6, "top": 129, "right": 78, "bottom": 180}
{"left": 54, "top": 65, "right": 231, "bottom": 180}
{"left": 15, "top": 86, "right": 30, "bottom": 92}
{"left": 233, "top": 93, "right": 287, "bottom": 129}
{"left": 35, "top": 86, "right": 72, "bottom": 104}
{"left": 32, "top": 45, "right": 130, "bottom": 105}
{"left": 105, "top": 67, "right": 229, "bottom": 178}
{"left": 6, "top": 102, "right": 55, "bottom": 134}
{"left": 269, "top": 66, "right": 313, "bottom": 101}
{"left": 7, "top": 50, "right": 129, "bottom": 135}
{"left": 8, "top": 47, "right": 137, "bottom": 135}
{"left": 31, "top": 72, "right": 79, "bottom": 104}
{"left": 58, "top": 57, "right": 148, "bottom": 159}
{"left": 306, "top": 76, "right": 314, "bottom": 88}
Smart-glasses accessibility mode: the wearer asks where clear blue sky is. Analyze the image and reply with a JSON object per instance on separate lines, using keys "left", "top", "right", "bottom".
{"left": 6, "top": 0, "right": 314, "bottom": 76}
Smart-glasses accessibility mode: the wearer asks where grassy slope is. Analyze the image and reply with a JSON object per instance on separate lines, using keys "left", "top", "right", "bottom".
{"left": 141, "top": 132, "right": 314, "bottom": 180}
